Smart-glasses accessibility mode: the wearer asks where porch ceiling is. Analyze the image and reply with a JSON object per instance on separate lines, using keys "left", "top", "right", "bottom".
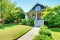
{"left": 26, "top": 10, "right": 45, "bottom": 14}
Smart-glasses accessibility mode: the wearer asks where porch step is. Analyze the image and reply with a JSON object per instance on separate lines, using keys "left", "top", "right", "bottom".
{"left": 34, "top": 20, "right": 44, "bottom": 27}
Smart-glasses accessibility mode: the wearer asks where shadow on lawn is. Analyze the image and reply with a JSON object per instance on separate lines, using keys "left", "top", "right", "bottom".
{"left": 0, "top": 24, "right": 16, "bottom": 29}
{"left": 49, "top": 28, "right": 60, "bottom": 32}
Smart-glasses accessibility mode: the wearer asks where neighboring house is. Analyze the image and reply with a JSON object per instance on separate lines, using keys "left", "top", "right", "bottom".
{"left": 25, "top": 3, "right": 46, "bottom": 27}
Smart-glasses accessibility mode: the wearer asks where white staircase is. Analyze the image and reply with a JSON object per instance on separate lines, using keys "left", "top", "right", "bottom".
{"left": 34, "top": 20, "right": 44, "bottom": 27}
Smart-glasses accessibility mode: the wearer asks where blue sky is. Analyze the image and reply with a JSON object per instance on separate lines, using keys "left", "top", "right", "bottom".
{"left": 10, "top": 0, "right": 60, "bottom": 12}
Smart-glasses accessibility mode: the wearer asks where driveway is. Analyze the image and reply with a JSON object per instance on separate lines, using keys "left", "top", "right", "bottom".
{"left": 17, "top": 27, "right": 40, "bottom": 40}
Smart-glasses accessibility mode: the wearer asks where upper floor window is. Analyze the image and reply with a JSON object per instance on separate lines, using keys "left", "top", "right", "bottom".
{"left": 35, "top": 6, "right": 41, "bottom": 11}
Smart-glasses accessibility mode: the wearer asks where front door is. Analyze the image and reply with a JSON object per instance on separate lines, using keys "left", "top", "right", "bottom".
{"left": 37, "top": 13, "right": 41, "bottom": 20}
{"left": 32, "top": 14, "right": 36, "bottom": 20}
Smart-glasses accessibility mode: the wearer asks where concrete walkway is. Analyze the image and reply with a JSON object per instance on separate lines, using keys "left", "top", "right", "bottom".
{"left": 17, "top": 27, "right": 40, "bottom": 40}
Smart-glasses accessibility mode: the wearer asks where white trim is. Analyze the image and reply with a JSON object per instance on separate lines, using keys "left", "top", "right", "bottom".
{"left": 36, "top": 12, "right": 37, "bottom": 21}
{"left": 25, "top": 14, "right": 28, "bottom": 22}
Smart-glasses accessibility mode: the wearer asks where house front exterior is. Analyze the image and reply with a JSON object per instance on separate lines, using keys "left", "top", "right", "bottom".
{"left": 25, "top": 3, "right": 46, "bottom": 27}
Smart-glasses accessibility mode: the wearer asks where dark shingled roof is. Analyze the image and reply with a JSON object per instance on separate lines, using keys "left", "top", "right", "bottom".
{"left": 29, "top": 3, "right": 46, "bottom": 12}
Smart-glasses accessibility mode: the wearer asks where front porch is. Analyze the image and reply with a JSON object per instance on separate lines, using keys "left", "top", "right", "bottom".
{"left": 25, "top": 10, "right": 44, "bottom": 27}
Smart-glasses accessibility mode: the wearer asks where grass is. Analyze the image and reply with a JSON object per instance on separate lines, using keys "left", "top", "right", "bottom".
{"left": 0, "top": 24, "right": 32, "bottom": 40}
{"left": 49, "top": 28, "right": 60, "bottom": 40}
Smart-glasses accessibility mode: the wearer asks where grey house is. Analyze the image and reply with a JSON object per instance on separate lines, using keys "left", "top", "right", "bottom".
{"left": 25, "top": 3, "right": 46, "bottom": 27}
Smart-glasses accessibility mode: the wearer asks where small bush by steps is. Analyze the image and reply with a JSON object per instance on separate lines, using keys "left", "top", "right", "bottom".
{"left": 33, "top": 25, "right": 53, "bottom": 40}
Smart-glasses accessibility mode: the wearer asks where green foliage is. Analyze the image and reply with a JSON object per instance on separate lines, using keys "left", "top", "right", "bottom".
{"left": 0, "top": 0, "right": 25, "bottom": 24}
{"left": 40, "top": 25, "right": 48, "bottom": 29}
{"left": 27, "top": 18, "right": 34, "bottom": 26}
{"left": 21, "top": 19, "right": 26, "bottom": 25}
{"left": 49, "top": 28, "right": 60, "bottom": 40}
{"left": 42, "top": 5, "right": 60, "bottom": 27}
{"left": 39, "top": 29, "right": 51, "bottom": 37}
{"left": 49, "top": 28, "right": 60, "bottom": 32}
{"left": 33, "top": 25, "right": 53, "bottom": 40}
{"left": 0, "top": 24, "right": 32, "bottom": 40}
{"left": 33, "top": 35, "right": 53, "bottom": 40}
{"left": 39, "top": 25, "right": 51, "bottom": 37}
{"left": 19, "top": 13, "right": 25, "bottom": 19}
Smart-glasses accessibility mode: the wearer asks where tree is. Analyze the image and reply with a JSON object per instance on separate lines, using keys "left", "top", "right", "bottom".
{"left": 0, "top": 0, "right": 25, "bottom": 24}
{"left": 0, "top": 0, "right": 9, "bottom": 24}
{"left": 4, "top": 4, "right": 25, "bottom": 24}
{"left": 42, "top": 5, "right": 60, "bottom": 27}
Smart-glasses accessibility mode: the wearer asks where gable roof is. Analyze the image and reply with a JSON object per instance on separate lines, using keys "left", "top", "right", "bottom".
{"left": 29, "top": 3, "right": 46, "bottom": 12}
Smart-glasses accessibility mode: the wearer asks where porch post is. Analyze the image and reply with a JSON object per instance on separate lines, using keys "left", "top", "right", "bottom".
{"left": 34, "top": 11, "right": 37, "bottom": 26}
{"left": 31, "top": 14, "right": 32, "bottom": 18}
{"left": 36, "top": 12, "right": 37, "bottom": 21}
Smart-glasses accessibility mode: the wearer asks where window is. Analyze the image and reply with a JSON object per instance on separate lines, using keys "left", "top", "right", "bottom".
{"left": 35, "top": 6, "right": 41, "bottom": 11}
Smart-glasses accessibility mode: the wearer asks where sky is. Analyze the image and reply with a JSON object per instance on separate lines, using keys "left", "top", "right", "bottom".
{"left": 10, "top": 0, "right": 60, "bottom": 12}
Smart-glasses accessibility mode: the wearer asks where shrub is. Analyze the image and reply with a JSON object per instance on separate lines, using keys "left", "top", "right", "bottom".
{"left": 27, "top": 18, "right": 34, "bottom": 26}
{"left": 33, "top": 25, "right": 53, "bottom": 40}
{"left": 4, "top": 19, "right": 11, "bottom": 24}
{"left": 33, "top": 34, "right": 53, "bottom": 40}
{"left": 39, "top": 29, "right": 51, "bottom": 37}
{"left": 39, "top": 25, "right": 52, "bottom": 37}
{"left": 21, "top": 19, "right": 26, "bottom": 25}
{"left": 19, "top": 13, "right": 25, "bottom": 19}
{"left": 4, "top": 17, "right": 15, "bottom": 24}
{"left": 40, "top": 25, "right": 48, "bottom": 29}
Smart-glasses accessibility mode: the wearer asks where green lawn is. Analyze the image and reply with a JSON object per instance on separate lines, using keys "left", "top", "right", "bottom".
{"left": 49, "top": 28, "right": 60, "bottom": 40}
{"left": 0, "top": 24, "right": 32, "bottom": 40}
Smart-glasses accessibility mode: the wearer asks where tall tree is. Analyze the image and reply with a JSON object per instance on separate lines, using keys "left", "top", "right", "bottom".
{"left": 0, "top": 0, "right": 9, "bottom": 24}
{"left": 42, "top": 5, "right": 60, "bottom": 27}
{"left": 0, "top": 0, "right": 25, "bottom": 24}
